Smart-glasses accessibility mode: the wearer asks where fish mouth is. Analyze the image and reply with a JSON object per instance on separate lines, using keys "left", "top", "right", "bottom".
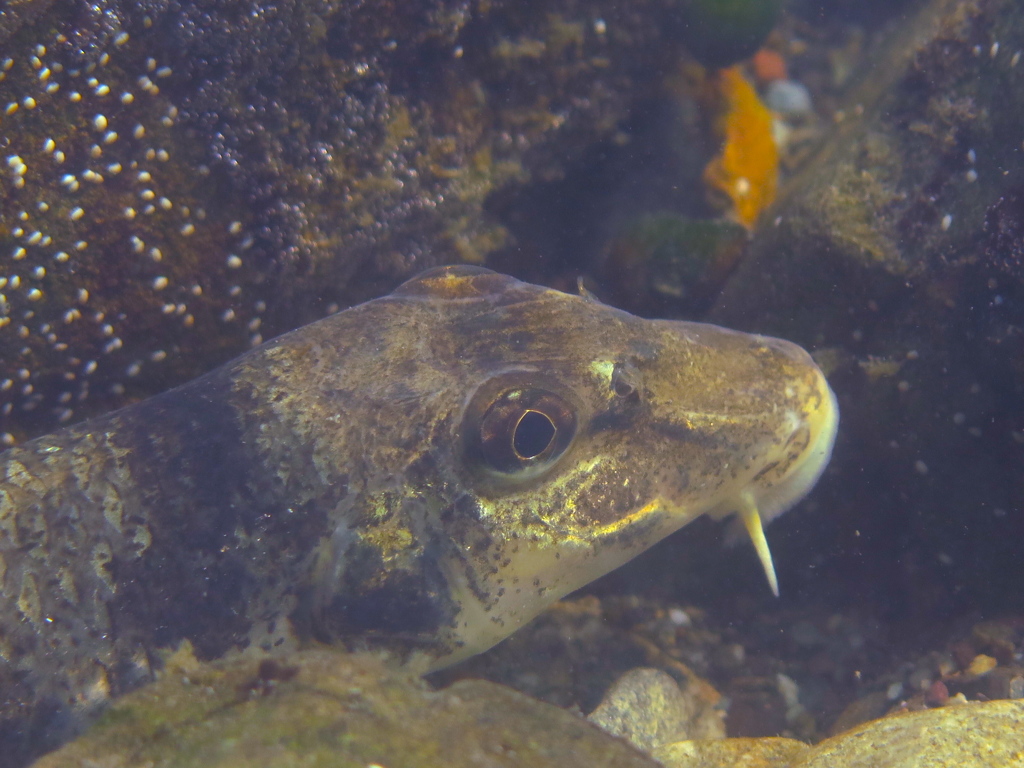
{"left": 725, "top": 362, "right": 839, "bottom": 596}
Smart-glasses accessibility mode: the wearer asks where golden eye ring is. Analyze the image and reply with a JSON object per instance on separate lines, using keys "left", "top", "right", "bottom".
{"left": 512, "top": 409, "right": 556, "bottom": 459}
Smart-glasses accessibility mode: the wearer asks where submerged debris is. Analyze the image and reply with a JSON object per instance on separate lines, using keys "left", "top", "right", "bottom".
{"left": 701, "top": 66, "right": 779, "bottom": 228}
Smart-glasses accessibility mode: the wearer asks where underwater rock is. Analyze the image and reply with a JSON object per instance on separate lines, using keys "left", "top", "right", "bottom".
{"left": 597, "top": 670, "right": 1024, "bottom": 768}
{"left": 788, "top": 698, "right": 1024, "bottom": 768}
{"left": 654, "top": 737, "right": 809, "bottom": 768}
{"left": 588, "top": 667, "right": 725, "bottom": 752}
{"left": 38, "top": 646, "right": 1024, "bottom": 768}
{"left": 705, "top": 0, "right": 1024, "bottom": 628}
{"left": 29, "top": 648, "right": 663, "bottom": 768}
{"left": 0, "top": 0, "right": 702, "bottom": 443}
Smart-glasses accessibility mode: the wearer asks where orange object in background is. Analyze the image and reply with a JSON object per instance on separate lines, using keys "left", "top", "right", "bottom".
{"left": 701, "top": 66, "right": 778, "bottom": 229}
{"left": 751, "top": 47, "right": 788, "bottom": 84}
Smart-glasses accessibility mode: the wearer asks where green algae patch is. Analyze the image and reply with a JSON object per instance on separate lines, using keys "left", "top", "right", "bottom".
{"left": 32, "top": 648, "right": 661, "bottom": 768}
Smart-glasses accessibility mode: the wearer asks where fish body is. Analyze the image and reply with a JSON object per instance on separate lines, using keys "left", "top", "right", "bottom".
{"left": 0, "top": 266, "right": 837, "bottom": 762}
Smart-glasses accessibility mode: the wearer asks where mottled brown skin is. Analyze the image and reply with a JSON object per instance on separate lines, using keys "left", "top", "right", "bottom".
{"left": 0, "top": 266, "right": 835, "bottom": 764}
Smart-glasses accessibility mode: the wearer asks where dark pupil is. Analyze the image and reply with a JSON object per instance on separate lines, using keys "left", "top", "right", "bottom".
{"left": 513, "top": 410, "right": 556, "bottom": 459}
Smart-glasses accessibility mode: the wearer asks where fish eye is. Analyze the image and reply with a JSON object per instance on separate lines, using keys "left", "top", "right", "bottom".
{"left": 473, "top": 387, "right": 577, "bottom": 475}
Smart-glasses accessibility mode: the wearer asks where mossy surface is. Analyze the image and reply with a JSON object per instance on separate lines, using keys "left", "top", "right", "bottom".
{"left": 32, "top": 648, "right": 660, "bottom": 768}
{"left": 0, "top": 0, "right": 692, "bottom": 442}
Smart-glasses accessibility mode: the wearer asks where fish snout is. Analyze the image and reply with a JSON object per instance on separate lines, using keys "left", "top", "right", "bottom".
{"left": 754, "top": 361, "right": 839, "bottom": 525}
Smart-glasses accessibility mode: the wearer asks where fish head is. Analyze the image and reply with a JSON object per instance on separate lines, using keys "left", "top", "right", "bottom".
{"left": 310, "top": 266, "right": 837, "bottom": 668}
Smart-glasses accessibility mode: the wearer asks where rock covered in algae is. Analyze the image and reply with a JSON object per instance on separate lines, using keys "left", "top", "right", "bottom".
{"left": 0, "top": 0, "right": 704, "bottom": 443}
{"left": 584, "top": 666, "right": 1024, "bottom": 768}
{"left": 30, "top": 647, "right": 662, "bottom": 768}
{"left": 786, "top": 698, "right": 1024, "bottom": 768}
{"left": 701, "top": 0, "right": 1024, "bottom": 628}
